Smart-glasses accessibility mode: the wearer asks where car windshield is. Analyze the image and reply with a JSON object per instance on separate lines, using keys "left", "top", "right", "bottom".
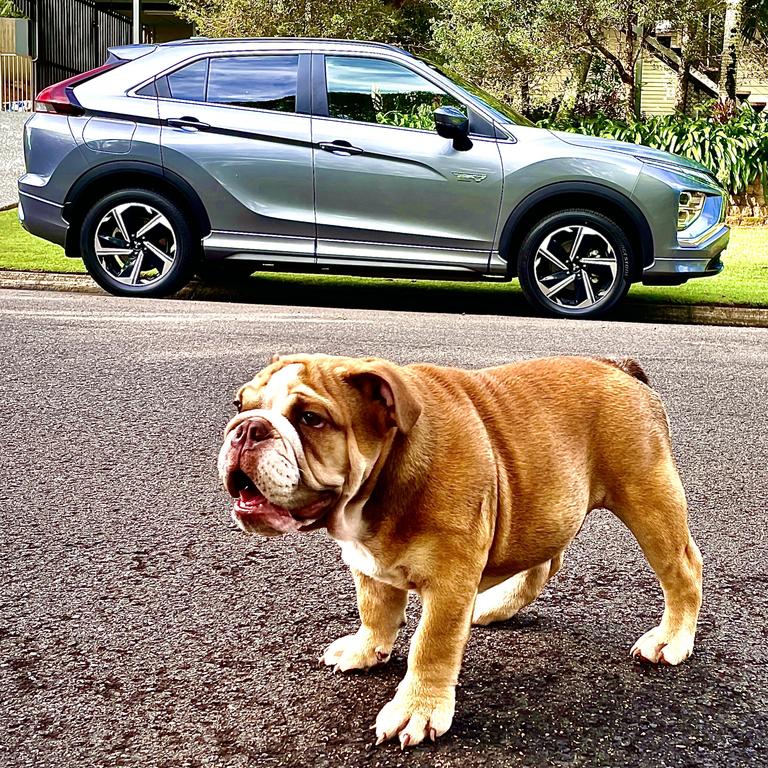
{"left": 417, "top": 56, "right": 535, "bottom": 127}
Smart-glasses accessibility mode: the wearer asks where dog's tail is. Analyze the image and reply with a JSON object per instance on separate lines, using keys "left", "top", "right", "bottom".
{"left": 600, "top": 357, "right": 650, "bottom": 386}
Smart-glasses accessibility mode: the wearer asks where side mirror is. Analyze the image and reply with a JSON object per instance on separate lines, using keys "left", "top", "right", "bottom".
{"left": 434, "top": 106, "right": 472, "bottom": 150}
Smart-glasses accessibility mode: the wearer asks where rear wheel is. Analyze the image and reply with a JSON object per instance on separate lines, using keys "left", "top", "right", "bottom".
{"left": 80, "top": 188, "right": 197, "bottom": 297}
{"left": 517, "top": 209, "right": 632, "bottom": 318}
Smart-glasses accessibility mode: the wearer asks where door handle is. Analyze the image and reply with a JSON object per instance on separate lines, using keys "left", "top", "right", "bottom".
{"left": 318, "top": 140, "right": 364, "bottom": 156}
{"left": 167, "top": 116, "right": 210, "bottom": 131}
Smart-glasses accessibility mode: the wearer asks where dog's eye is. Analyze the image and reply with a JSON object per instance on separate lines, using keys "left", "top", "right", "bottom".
{"left": 299, "top": 411, "right": 324, "bottom": 428}
{"left": 232, "top": 399, "right": 242, "bottom": 413}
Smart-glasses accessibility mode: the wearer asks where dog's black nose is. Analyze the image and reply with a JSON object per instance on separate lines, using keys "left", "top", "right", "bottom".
{"left": 233, "top": 418, "right": 272, "bottom": 449}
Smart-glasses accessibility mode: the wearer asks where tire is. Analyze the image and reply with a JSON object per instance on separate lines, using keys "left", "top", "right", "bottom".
{"left": 517, "top": 209, "right": 633, "bottom": 319}
{"left": 80, "top": 188, "right": 198, "bottom": 298}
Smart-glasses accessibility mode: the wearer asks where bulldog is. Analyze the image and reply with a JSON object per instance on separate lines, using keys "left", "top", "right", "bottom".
{"left": 217, "top": 354, "right": 703, "bottom": 748}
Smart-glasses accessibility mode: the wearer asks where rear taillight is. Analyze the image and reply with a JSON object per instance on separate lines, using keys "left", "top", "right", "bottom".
{"left": 34, "top": 61, "right": 123, "bottom": 115}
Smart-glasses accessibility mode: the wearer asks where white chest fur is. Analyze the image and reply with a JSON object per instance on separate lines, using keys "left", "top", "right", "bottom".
{"left": 337, "top": 539, "right": 409, "bottom": 590}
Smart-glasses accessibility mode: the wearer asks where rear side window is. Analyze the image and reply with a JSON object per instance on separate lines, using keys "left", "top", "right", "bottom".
{"left": 207, "top": 55, "right": 298, "bottom": 112}
{"left": 167, "top": 58, "right": 208, "bottom": 101}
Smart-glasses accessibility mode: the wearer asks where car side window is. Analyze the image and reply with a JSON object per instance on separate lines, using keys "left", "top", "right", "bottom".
{"left": 167, "top": 58, "right": 208, "bottom": 101}
{"left": 325, "top": 56, "right": 465, "bottom": 131}
{"left": 207, "top": 55, "right": 299, "bottom": 112}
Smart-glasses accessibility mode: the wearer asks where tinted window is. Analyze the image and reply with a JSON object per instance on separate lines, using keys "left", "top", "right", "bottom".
{"left": 325, "top": 56, "right": 464, "bottom": 131}
{"left": 167, "top": 59, "right": 207, "bottom": 101}
{"left": 207, "top": 55, "right": 298, "bottom": 112}
{"left": 136, "top": 80, "right": 157, "bottom": 98}
{"left": 418, "top": 56, "right": 534, "bottom": 127}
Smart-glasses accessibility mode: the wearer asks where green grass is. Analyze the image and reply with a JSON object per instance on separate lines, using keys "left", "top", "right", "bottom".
{"left": 1, "top": 209, "right": 766, "bottom": 309}
{"left": 0, "top": 209, "right": 85, "bottom": 273}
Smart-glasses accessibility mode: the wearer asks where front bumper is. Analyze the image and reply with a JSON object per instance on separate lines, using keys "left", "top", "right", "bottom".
{"left": 642, "top": 223, "right": 729, "bottom": 285}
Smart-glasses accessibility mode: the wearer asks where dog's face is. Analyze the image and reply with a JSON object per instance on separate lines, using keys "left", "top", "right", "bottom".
{"left": 217, "top": 354, "right": 421, "bottom": 536}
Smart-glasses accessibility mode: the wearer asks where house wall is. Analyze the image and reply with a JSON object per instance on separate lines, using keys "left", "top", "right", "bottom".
{"left": 639, "top": 51, "right": 677, "bottom": 115}
{"left": 739, "top": 44, "right": 768, "bottom": 106}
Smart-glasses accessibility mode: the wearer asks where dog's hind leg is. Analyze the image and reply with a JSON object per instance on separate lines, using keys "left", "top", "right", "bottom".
{"left": 610, "top": 471, "right": 703, "bottom": 666}
{"left": 472, "top": 552, "right": 563, "bottom": 626}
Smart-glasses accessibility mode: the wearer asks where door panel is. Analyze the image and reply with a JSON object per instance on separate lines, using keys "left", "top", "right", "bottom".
{"left": 312, "top": 55, "right": 503, "bottom": 270}
{"left": 158, "top": 54, "right": 315, "bottom": 261}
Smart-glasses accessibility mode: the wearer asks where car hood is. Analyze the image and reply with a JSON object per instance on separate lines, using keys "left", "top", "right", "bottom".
{"left": 550, "top": 130, "right": 714, "bottom": 176}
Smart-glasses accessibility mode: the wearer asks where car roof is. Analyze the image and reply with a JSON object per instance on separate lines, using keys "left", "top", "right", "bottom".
{"left": 157, "top": 37, "right": 412, "bottom": 56}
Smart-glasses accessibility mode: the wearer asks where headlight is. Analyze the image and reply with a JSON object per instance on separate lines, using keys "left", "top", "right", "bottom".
{"left": 642, "top": 158, "right": 719, "bottom": 186}
{"left": 678, "top": 191, "right": 706, "bottom": 231}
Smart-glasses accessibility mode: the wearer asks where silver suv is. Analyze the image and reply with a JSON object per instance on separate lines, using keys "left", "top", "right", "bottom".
{"left": 19, "top": 38, "right": 729, "bottom": 318}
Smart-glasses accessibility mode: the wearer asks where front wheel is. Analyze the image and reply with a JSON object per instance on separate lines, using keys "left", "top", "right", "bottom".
{"left": 80, "top": 188, "right": 197, "bottom": 297}
{"left": 517, "top": 209, "right": 633, "bottom": 318}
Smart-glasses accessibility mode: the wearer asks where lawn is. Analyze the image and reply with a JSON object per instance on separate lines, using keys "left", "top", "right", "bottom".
{"left": 1, "top": 209, "right": 766, "bottom": 309}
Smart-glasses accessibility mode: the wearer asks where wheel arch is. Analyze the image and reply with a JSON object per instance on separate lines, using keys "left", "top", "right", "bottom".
{"left": 63, "top": 161, "right": 211, "bottom": 259}
{"left": 499, "top": 182, "right": 654, "bottom": 282}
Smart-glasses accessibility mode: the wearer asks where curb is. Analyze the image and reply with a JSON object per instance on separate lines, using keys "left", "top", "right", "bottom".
{"left": 1, "top": 269, "right": 766, "bottom": 328}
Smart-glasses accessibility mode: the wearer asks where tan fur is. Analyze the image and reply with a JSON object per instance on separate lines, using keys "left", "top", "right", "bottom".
{"left": 220, "top": 354, "right": 703, "bottom": 748}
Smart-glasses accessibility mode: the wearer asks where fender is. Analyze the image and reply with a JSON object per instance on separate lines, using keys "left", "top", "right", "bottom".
{"left": 498, "top": 181, "right": 654, "bottom": 272}
{"left": 63, "top": 160, "right": 211, "bottom": 253}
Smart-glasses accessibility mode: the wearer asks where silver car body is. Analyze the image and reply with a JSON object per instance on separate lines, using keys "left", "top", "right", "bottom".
{"left": 19, "top": 38, "right": 729, "bottom": 283}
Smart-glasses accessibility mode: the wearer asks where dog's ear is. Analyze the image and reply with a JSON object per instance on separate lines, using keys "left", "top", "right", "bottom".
{"left": 343, "top": 360, "right": 422, "bottom": 434}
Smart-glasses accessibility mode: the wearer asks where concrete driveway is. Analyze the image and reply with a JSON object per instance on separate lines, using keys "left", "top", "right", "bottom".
{"left": 1, "top": 289, "right": 766, "bottom": 767}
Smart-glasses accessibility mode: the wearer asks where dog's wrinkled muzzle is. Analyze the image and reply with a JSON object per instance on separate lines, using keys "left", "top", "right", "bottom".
{"left": 218, "top": 412, "right": 330, "bottom": 535}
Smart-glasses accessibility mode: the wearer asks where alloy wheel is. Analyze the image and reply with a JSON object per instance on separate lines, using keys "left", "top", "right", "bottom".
{"left": 533, "top": 225, "right": 619, "bottom": 310}
{"left": 93, "top": 203, "right": 177, "bottom": 286}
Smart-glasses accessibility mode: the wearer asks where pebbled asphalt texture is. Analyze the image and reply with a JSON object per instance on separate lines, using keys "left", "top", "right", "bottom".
{"left": 1, "top": 289, "right": 766, "bottom": 768}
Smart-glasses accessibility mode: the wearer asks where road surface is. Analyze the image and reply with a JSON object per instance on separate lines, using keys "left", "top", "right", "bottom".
{"left": 1, "top": 289, "right": 766, "bottom": 768}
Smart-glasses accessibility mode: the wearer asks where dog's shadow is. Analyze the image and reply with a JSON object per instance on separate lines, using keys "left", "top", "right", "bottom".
{"left": 449, "top": 614, "right": 747, "bottom": 763}
{"left": 316, "top": 609, "right": 753, "bottom": 763}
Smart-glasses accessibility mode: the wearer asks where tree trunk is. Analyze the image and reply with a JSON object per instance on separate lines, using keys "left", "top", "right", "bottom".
{"left": 675, "top": 59, "right": 691, "bottom": 113}
{"left": 719, "top": 0, "right": 743, "bottom": 100}
{"left": 623, "top": 78, "right": 637, "bottom": 120}
{"left": 675, "top": 26, "right": 692, "bottom": 114}
{"left": 556, "top": 52, "right": 593, "bottom": 120}
{"left": 520, "top": 72, "right": 531, "bottom": 116}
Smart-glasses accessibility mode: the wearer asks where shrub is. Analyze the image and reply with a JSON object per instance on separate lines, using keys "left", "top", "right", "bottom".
{"left": 541, "top": 103, "right": 768, "bottom": 195}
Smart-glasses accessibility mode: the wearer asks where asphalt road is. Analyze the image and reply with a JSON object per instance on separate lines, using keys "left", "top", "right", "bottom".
{"left": 1, "top": 289, "right": 766, "bottom": 768}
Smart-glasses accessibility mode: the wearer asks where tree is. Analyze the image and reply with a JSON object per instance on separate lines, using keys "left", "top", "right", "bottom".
{"left": 537, "top": 0, "right": 671, "bottom": 119}
{"left": 171, "top": 0, "right": 435, "bottom": 47}
{"left": 719, "top": 0, "right": 743, "bottom": 99}
{"left": 430, "top": 0, "right": 566, "bottom": 112}
{"left": 669, "top": 0, "right": 725, "bottom": 113}
{"left": 742, "top": 0, "right": 768, "bottom": 41}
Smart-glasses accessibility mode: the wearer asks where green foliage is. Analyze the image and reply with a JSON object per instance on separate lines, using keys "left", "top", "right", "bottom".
{"left": 376, "top": 102, "right": 436, "bottom": 130}
{"left": 171, "top": 0, "right": 430, "bottom": 45}
{"left": 742, "top": 0, "right": 768, "bottom": 41}
{"left": 0, "top": 1, "right": 23, "bottom": 17}
{"left": 542, "top": 104, "right": 768, "bottom": 194}
{"left": 431, "top": 0, "right": 569, "bottom": 108}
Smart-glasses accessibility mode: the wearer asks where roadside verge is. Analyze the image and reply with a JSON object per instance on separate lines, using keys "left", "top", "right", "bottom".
{"left": 1, "top": 269, "right": 766, "bottom": 328}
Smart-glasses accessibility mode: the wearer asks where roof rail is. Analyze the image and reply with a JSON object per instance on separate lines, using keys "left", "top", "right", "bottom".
{"left": 159, "top": 37, "right": 409, "bottom": 55}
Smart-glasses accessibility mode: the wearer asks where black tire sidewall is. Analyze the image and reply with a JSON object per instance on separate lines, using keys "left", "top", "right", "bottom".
{"left": 517, "top": 209, "right": 633, "bottom": 319}
{"left": 80, "top": 189, "right": 197, "bottom": 298}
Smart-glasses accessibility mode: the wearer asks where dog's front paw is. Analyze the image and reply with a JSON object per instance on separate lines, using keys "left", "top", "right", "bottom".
{"left": 631, "top": 625, "right": 695, "bottom": 665}
{"left": 375, "top": 680, "right": 455, "bottom": 748}
{"left": 321, "top": 631, "right": 392, "bottom": 672}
